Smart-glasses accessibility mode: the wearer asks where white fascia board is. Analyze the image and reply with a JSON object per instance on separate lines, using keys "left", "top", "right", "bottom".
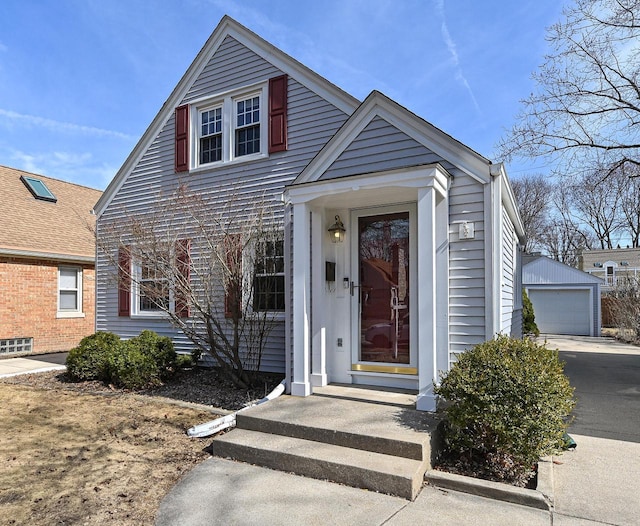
{"left": 490, "top": 162, "right": 526, "bottom": 242}
{"left": 294, "top": 91, "right": 490, "bottom": 186}
{"left": 95, "top": 16, "right": 360, "bottom": 217}
{"left": 0, "top": 248, "right": 95, "bottom": 264}
{"left": 283, "top": 164, "right": 450, "bottom": 205}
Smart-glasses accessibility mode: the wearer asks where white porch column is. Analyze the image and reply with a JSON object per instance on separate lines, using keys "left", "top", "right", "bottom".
{"left": 291, "top": 202, "right": 312, "bottom": 396}
{"left": 310, "top": 208, "right": 327, "bottom": 387}
{"left": 417, "top": 186, "right": 438, "bottom": 411}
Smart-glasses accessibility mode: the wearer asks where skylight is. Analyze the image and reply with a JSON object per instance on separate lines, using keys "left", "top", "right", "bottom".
{"left": 20, "top": 175, "right": 57, "bottom": 203}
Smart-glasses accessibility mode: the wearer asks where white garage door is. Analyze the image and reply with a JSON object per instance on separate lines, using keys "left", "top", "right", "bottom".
{"left": 528, "top": 289, "right": 591, "bottom": 336}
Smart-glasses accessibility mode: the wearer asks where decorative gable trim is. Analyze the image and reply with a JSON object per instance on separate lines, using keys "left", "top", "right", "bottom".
{"left": 94, "top": 16, "right": 359, "bottom": 217}
{"left": 293, "top": 91, "right": 492, "bottom": 187}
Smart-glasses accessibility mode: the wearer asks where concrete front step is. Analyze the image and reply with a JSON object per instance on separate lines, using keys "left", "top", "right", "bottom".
{"left": 212, "top": 428, "right": 428, "bottom": 500}
{"left": 235, "top": 394, "right": 438, "bottom": 461}
{"left": 209, "top": 390, "right": 440, "bottom": 500}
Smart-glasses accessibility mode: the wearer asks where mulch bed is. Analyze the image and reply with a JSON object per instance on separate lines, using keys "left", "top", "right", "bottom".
{"left": 1, "top": 367, "right": 284, "bottom": 412}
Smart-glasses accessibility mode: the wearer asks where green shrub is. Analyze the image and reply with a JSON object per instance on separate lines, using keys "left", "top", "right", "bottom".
{"left": 67, "top": 330, "right": 178, "bottom": 389}
{"left": 106, "top": 341, "right": 161, "bottom": 389}
{"left": 127, "top": 330, "right": 177, "bottom": 380}
{"left": 176, "top": 353, "right": 195, "bottom": 369}
{"left": 66, "top": 332, "right": 121, "bottom": 381}
{"left": 435, "top": 335, "right": 574, "bottom": 485}
{"left": 522, "top": 290, "right": 539, "bottom": 336}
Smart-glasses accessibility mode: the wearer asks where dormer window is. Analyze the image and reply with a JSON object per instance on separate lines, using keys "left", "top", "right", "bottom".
{"left": 21, "top": 175, "right": 57, "bottom": 202}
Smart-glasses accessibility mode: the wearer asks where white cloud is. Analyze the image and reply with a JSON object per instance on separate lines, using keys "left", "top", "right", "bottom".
{"left": 0, "top": 41, "right": 8, "bottom": 53}
{"left": 8, "top": 149, "right": 115, "bottom": 189}
{"left": 433, "top": 0, "right": 481, "bottom": 115}
{"left": 0, "top": 108, "right": 136, "bottom": 141}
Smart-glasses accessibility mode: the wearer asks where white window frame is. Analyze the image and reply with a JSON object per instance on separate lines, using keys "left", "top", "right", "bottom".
{"left": 190, "top": 82, "right": 267, "bottom": 170}
{"left": 131, "top": 257, "right": 174, "bottom": 318}
{"left": 57, "top": 266, "right": 84, "bottom": 318}
{"left": 252, "top": 237, "right": 286, "bottom": 313}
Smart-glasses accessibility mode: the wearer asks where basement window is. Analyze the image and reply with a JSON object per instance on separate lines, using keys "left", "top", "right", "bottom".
{"left": 0, "top": 338, "right": 33, "bottom": 355}
{"left": 20, "top": 175, "right": 57, "bottom": 202}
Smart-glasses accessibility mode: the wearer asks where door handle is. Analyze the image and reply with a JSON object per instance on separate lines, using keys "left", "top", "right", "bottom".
{"left": 350, "top": 281, "right": 360, "bottom": 296}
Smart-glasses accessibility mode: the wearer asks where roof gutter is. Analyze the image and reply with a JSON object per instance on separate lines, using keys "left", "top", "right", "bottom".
{"left": 0, "top": 248, "right": 95, "bottom": 264}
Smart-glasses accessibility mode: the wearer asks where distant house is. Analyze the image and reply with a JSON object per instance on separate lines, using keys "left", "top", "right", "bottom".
{"left": 0, "top": 165, "right": 102, "bottom": 355}
{"left": 93, "top": 16, "right": 525, "bottom": 411}
{"left": 579, "top": 247, "right": 640, "bottom": 327}
{"left": 579, "top": 247, "right": 640, "bottom": 290}
{"left": 524, "top": 254, "right": 601, "bottom": 336}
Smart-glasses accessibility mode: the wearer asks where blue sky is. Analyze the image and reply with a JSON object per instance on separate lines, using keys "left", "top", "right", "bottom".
{"left": 0, "top": 0, "right": 565, "bottom": 190}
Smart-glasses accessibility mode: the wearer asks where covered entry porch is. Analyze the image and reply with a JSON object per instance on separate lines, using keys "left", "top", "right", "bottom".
{"left": 283, "top": 164, "right": 451, "bottom": 411}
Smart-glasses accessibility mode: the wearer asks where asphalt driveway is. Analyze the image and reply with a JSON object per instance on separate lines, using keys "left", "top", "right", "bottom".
{"left": 543, "top": 335, "right": 640, "bottom": 525}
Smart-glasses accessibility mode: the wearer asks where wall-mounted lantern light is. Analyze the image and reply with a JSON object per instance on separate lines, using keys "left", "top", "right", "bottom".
{"left": 328, "top": 215, "right": 346, "bottom": 243}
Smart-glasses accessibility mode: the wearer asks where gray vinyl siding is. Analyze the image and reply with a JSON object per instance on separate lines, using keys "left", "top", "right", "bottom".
{"left": 523, "top": 256, "right": 601, "bottom": 336}
{"left": 96, "top": 36, "right": 350, "bottom": 373}
{"left": 442, "top": 171, "right": 487, "bottom": 362}
{"left": 500, "top": 207, "right": 520, "bottom": 336}
{"left": 307, "top": 114, "right": 489, "bottom": 363}
{"left": 320, "top": 117, "right": 443, "bottom": 180}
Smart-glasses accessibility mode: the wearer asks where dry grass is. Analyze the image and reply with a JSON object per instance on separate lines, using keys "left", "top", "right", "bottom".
{"left": 0, "top": 383, "right": 217, "bottom": 525}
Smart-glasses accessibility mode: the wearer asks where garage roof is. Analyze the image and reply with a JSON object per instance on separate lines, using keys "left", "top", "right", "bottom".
{"left": 523, "top": 255, "right": 603, "bottom": 285}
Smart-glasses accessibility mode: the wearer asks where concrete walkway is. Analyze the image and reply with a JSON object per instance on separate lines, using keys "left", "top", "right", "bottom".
{"left": 157, "top": 335, "right": 640, "bottom": 525}
{"left": 0, "top": 352, "right": 67, "bottom": 378}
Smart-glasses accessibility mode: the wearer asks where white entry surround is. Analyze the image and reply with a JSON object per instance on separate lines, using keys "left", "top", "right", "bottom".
{"left": 283, "top": 164, "right": 450, "bottom": 411}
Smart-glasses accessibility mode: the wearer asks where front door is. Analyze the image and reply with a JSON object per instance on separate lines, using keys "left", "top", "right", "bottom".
{"left": 351, "top": 205, "right": 417, "bottom": 375}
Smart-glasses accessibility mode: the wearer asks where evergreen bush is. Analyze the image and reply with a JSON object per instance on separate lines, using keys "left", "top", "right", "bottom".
{"left": 66, "top": 330, "right": 179, "bottom": 389}
{"left": 127, "top": 330, "right": 177, "bottom": 380}
{"left": 106, "top": 341, "right": 161, "bottom": 389}
{"left": 435, "top": 335, "right": 574, "bottom": 486}
{"left": 66, "top": 332, "right": 121, "bottom": 382}
{"left": 522, "top": 290, "right": 540, "bottom": 336}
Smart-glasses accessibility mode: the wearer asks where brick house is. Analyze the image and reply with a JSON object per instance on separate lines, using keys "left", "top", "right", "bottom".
{"left": 0, "top": 165, "right": 102, "bottom": 355}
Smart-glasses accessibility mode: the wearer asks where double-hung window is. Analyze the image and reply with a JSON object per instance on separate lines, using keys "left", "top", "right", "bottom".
{"left": 253, "top": 239, "right": 285, "bottom": 312}
{"left": 137, "top": 262, "right": 170, "bottom": 313}
{"left": 200, "top": 107, "right": 222, "bottom": 164}
{"left": 122, "top": 240, "right": 190, "bottom": 318}
{"left": 193, "top": 85, "right": 266, "bottom": 168}
{"left": 234, "top": 95, "right": 260, "bottom": 157}
{"left": 57, "top": 266, "right": 83, "bottom": 318}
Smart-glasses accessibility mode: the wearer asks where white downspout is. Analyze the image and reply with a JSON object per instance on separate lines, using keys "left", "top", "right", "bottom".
{"left": 187, "top": 379, "right": 286, "bottom": 438}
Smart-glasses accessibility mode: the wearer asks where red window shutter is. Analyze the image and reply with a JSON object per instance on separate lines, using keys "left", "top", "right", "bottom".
{"left": 224, "top": 234, "right": 243, "bottom": 319}
{"left": 268, "top": 75, "right": 288, "bottom": 153}
{"left": 118, "top": 246, "right": 131, "bottom": 317}
{"left": 175, "top": 239, "right": 191, "bottom": 318}
{"left": 175, "top": 105, "right": 189, "bottom": 172}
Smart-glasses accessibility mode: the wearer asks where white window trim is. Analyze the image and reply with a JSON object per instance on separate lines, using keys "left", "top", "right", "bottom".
{"left": 57, "top": 266, "right": 85, "bottom": 318}
{"left": 251, "top": 237, "right": 286, "bottom": 315}
{"left": 190, "top": 82, "right": 268, "bottom": 171}
{"left": 130, "top": 260, "right": 175, "bottom": 318}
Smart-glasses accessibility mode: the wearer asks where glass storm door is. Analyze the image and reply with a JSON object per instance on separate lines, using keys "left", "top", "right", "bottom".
{"left": 355, "top": 211, "right": 411, "bottom": 366}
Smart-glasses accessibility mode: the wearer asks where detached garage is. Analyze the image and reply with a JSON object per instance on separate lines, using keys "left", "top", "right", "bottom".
{"left": 523, "top": 255, "right": 602, "bottom": 337}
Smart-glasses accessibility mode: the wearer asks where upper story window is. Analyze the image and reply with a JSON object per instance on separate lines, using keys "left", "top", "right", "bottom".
{"left": 193, "top": 87, "right": 266, "bottom": 169}
{"left": 200, "top": 107, "right": 222, "bottom": 164}
{"left": 175, "top": 75, "right": 288, "bottom": 173}
{"left": 235, "top": 95, "right": 260, "bottom": 157}
{"left": 57, "top": 266, "right": 84, "bottom": 318}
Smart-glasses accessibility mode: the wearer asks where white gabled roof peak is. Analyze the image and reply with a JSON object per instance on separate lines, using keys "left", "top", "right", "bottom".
{"left": 95, "top": 15, "right": 360, "bottom": 216}
{"left": 294, "top": 89, "right": 492, "bottom": 186}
